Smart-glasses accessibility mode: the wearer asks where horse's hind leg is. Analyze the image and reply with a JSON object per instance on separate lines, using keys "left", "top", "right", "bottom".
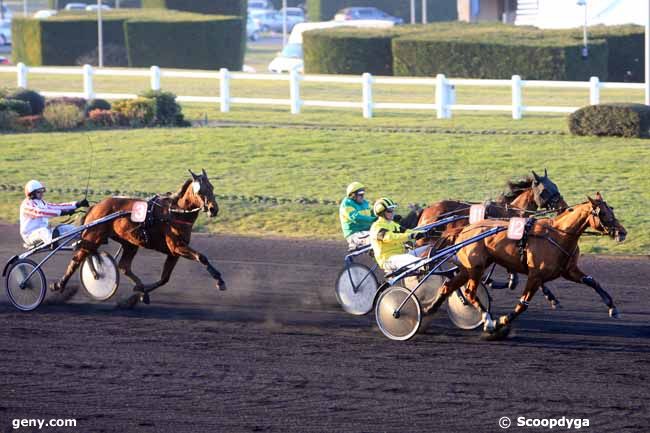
{"left": 52, "top": 240, "right": 97, "bottom": 291}
{"left": 422, "top": 267, "right": 470, "bottom": 316}
{"left": 142, "top": 255, "right": 179, "bottom": 295}
{"left": 116, "top": 241, "right": 144, "bottom": 290}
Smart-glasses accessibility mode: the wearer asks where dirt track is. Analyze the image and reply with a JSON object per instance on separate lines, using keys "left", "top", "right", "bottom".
{"left": 0, "top": 223, "right": 649, "bottom": 433}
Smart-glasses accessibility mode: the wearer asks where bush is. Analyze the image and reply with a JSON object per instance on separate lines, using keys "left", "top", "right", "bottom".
{"left": 112, "top": 98, "right": 156, "bottom": 127}
{"left": 139, "top": 89, "right": 185, "bottom": 126}
{"left": 124, "top": 15, "right": 245, "bottom": 70}
{"left": 0, "top": 110, "right": 19, "bottom": 131}
{"left": 8, "top": 88, "right": 46, "bottom": 115}
{"left": 46, "top": 97, "right": 86, "bottom": 110}
{"left": 0, "top": 99, "right": 32, "bottom": 117}
{"left": 14, "top": 115, "right": 46, "bottom": 131}
{"left": 305, "top": 0, "right": 457, "bottom": 22}
{"left": 87, "top": 109, "right": 117, "bottom": 127}
{"left": 86, "top": 98, "right": 112, "bottom": 112}
{"left": 43, "top": 103, "right": 85, "bottom": 130}
{"left": 569, "top": 103, "right": 650, "bottom": 138}
{"left": 303, "top": 28, "right": 398, "bottom": 75}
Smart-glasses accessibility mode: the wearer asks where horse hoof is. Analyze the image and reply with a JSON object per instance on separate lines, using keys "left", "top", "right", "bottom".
{"left": 550, "top": 300, "right": 561, "bottom": 309}
{"left": 142, "top": 293, "right": 150, "bottom": 304}
{"left": 216, "top": 280, "right": 227, "bottom": 291}
{"left": 49, "top": 282, "right": 63, "bottom": 292}
{"left": 117, "top": 293, "right": 141, "bottom": 309}
{"left": 609, "top": 307, "right": 620, "bottom": 318}
{"left": 481, "top": 324, "right": 511, "bottom": 341}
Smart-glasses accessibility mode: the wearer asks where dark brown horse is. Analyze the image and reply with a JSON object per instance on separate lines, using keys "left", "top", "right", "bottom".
{"left": 422, "top": 192, "right": 627, "bottom": 338}
{"left": 52, "top": 169, "right": 227, "bottom": 308}
{"left": 418, "top": 169, "right": 567, "bottom": 237}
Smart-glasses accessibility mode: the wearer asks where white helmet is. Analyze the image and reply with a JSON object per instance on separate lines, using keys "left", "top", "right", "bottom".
{"left": 24, "top": 180, "right": 45, "bottom": 197}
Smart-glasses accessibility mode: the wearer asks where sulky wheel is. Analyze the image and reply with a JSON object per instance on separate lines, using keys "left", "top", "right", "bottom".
{"left": 447, "top": 283, "right": 490, "bottom": 330}
{"left": 375, "top": 286, "right": 422, "bottom": 341}
{"left": 5, "top": 258, "right": 47, "bottom": 311}
{"left": 79, "top": 251, "right": 120, "bottom": 301}
{"left": 335, "top": 263, "right": 379, "bottom": 316}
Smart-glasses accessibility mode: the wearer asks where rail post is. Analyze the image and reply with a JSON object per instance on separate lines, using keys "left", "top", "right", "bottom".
{"left": 83, "top": 64, "right": 95, "bottom": 100}
{"left": 435, "top": 74, "right": 448, "bottom": 119}
{"left": 589, "top": 76, "right": 600, "bottom": 105}
{"left": 219, "top": 68, "right": 230, "bottom": 113}
{"left": 290, "top": 66, "right": 301, "bottom": 114}
{"left": 150, "top": 66, "right": 161, "bottom": 91}
{"left": 362, "top": 72, "right": 373, "bottom": 119}
{"left": 17, "top": 62, "right": 28, "bottom": 88}
{"left": 511, "top": 74, "right": 522, "bottom": 120}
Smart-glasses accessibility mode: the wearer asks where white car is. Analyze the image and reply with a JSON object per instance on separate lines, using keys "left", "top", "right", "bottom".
{"left": 0, "top": 21, "right": 11, "bottom": 45}
{"left": 86, "top": 4, "right": 112, "bottom": 11}
{"left": 248, "top": 0, "right": 273, "bottom": 11}
{"left": 33, "top": 9, "right": 58, "bottom": 19}
{"left": 64, "top": 3, "right": 88, "bottom": 11}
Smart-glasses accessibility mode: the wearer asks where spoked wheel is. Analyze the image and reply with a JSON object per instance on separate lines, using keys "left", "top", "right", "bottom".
{"left": 335, "top": 263, "right": 379, "bottom": 316}
{"left": 5, "top": 258, "right": 47, "bottom": 311}
{"left": 447, "top": 283, "right": 490, "bottom": 330}
{"left": 375, "top": 286, "right": 422, "bottom": 341}
{"left": 79, "top": 251, "right": 120, "bottom": 301}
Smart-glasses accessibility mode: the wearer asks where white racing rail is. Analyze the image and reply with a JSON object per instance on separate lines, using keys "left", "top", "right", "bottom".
{"left": 0, "top": 63, "right": 644, "bottom": 119}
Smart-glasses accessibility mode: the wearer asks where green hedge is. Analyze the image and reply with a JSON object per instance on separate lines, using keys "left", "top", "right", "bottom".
{"left": 569, "top": 103, "right": 650, "bottom": 138}
{"left": 582, "top": 25, "right": 644, "bottom": 83}
{"left": 12, "top": 10, "right": 244, "bottom": 70}
{"left": 141, "top": 0, "right": 246, "bottom": 16}
{"left": 305, "top": 0, "right": 456, "bottom": 23}
{"left": 392, "top": 33, "right": 608, "bottom": 80}
{"left": 303, "top": 28, "right": 399, "bottom": 75}
{"left": 125, "top": 15, "right": 244, "bottom": 70}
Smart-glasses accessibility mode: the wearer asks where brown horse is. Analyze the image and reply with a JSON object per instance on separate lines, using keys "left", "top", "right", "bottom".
{"left": 422, "top": 192, "right": 627, "bottom": 338}
{"left": 51, "top": 169, "right": 227, "bottom": 308}
{"left": 418, "top": 169, "right": 567, "bottom": 235}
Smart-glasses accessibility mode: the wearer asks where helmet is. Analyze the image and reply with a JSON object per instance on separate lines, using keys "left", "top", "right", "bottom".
{"left": 346, "top": 181, "right": 365, "bottom": 197}
{"left": 24, "top": 180, "right": 45, "bottom": 197}
{"left": 373, "top": 197, "right": 397, "bottom": 216}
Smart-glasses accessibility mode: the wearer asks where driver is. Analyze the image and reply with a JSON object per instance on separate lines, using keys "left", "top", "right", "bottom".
{"left": 339, "top": 182, "right": 377, "bottom": 250}
{"left": 370, "top": 197, "right": 428, "bottom": 274}
{"left": 20, "top": 180, "right": 89, "bottom": 247}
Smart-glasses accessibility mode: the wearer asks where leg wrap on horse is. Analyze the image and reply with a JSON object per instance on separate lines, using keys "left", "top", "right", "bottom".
{"left": 582, "top": 275, "right": 614, "bottom": 308}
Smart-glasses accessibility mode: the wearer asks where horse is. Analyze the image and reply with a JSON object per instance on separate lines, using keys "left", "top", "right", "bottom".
{"left": 418, "top": 169, "right": 566, "bottom": 235}
{"left": 417, "top": 169, "right": 567, "bottom": 306}
{"left": 421, "top": 192, "right": 627, "bottom": 339}
{"left": 51, "top": 169, "right": 227, "bottom": 308}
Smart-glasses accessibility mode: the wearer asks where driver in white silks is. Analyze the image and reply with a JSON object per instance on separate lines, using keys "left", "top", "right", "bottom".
{"left": 20, "top": 180, "right": 89, "bottom": 247}
{"left": 369, "top": 197, "right": 429, "bottom": 274}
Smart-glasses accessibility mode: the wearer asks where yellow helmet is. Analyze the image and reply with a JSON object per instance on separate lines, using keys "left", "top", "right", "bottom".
{"left": 346, "top": 181, "right": 365, "bottom": 197}
{"left": 373, "top": 197, "right": 397, "bottom": 216}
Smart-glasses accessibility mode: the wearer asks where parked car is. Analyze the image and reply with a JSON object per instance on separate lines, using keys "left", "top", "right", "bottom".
{"left": 248, "top": 0, "right": 274, "bottom": 11}
{"left": 268, "top": 20, "right": 394, "bottom": 73}
{"left": 64, "top": 3, "right": 88, "bottom": 11}
{"left": 86, "top": 4, "right": 112, "bottom": 11}
{"left": 0, "top": 4, "right": 13, "bottom": 22}
{"left": 33, "top": 9, "right": 58, "bottom": 19}
{"left": 247, "top": 16, "right": 261, "bottom": 41}
{"left": 0, "top": 21, "right": 11, "bottom": 46}
{"left": 249, "top": 9, "right": 280, "bottom": 33}
{"left": 0, "top": 55, "right": 10, "bottom": 65}
{"left": 281, "top": 7, "right": 305, "bottom": 31}
{"left": 334, "top": 7, "right": 403, "bottom": 24}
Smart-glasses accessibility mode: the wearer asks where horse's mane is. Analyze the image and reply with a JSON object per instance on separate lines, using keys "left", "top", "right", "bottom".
{"left": 168, "top": 179, "right": 193, "bottom": 202}
{"left": 495, "top": 176, "right": 533, "bottom": 205}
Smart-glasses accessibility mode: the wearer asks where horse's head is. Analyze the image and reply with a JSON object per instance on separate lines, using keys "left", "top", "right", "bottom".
{"left": 587, "top": 192, "right": 626, "bottom": 242}
{"left": 188, "top": 168, "right": 219, "bottom": 218}
{"left": 531, "top": 168, "right": 567, "bottom": 210}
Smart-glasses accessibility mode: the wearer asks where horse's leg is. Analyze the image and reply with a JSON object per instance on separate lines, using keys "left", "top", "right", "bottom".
{"left": 116, "top": 241, "right": 144, "bottom": 290}
{"left": 496, "top": 275, "right": 542, "bottom": 329}
{"left": 142, "top": 255, "right": 179, "bottom": 294}
{"left": 52, "top": 240, "right": 97, "bottom": 291}
{"left": 562, "top": 265, "right": 618, "bottom": 318}
{"left": 166, "top": 236, "right": 227, "bottom": 291}
{"left": 463, "top": 271, "right": 495, "bottom": 332}
{"left": 541, "top": 284, "right": 561, "bottom": 309}
{"left": 421, "top": 268, "right": 469, "bottom": 316}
